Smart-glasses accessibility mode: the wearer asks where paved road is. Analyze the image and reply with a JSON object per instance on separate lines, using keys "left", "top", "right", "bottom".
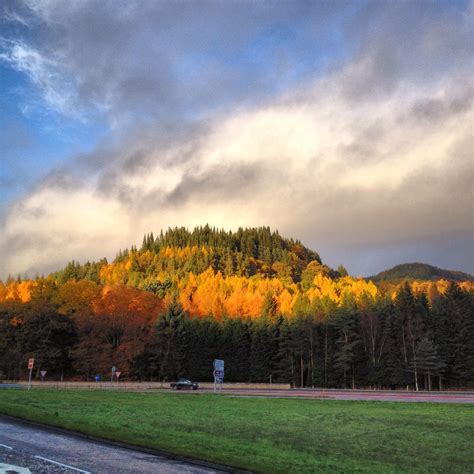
{"left": 0, "top": 417, "right": 224, "bottom": 474}
{"left": 189, "top": 388, "right": 474, "bottom": 403}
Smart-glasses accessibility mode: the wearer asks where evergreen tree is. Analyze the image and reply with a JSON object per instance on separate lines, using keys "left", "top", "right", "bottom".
{"left": 275, "top": 318, "right": 296, "bottom": 385}
{"left": 333, "top": 303, "right": 360, "bottom": 388}
{"left": 394, "top": 283, "right": 426, "bottom": 390}
{"left": 155, "top": 300, "right": 187, "bottom": 381}
{"left": 220, "top": 318, "right": 251, "bottom": 382}
{"left": 432, "top": 283, "right": 474, "bottom": 387}
{"left": 415, "top": 337, "right": 445, "bottom": 391}
{"left": 337, "top": 265, "right": 349, "bottom": 277}
{"left": 249, "top": 318, "right": 278, "bottom": 383}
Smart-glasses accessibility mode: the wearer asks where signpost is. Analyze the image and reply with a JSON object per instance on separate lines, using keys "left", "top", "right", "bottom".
{"left": 40, "top": 370, "right": 47, "bottom": 381}
{"left": 213, "top": 359, "right": 224, "bottom": 392}
{"left": 115, "top": 371, "right": 122, "bottom": 381}
{"left": 111, "top": 366, "right": 116, "bottom": 382}
{"left": 27, "top": 358, "right": 34, "bottom": 390}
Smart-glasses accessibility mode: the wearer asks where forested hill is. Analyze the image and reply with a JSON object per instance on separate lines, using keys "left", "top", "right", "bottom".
{"left": 52, "top": 225, "right": 331, "bottom": 286}
{"left": 1, "top": 225, "right": 473, "bottom": 389}
{"left": 370, "top": 263, "right": 474, "bottom": 283}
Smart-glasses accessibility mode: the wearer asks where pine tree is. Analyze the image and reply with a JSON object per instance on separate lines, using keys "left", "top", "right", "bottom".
{"left": 337, "top": 265, "right": 349, "bottom": 277}
{"left": 394, "top": 283, "right": 426, "bottom": 390}
{"left": 249, "top": 318, "right": 278, "bottom": 383}
{"left": 333, "top": 304, "right": 360, "bottom": 388}
{"left": 155, "top": 300, "right": 187, "bottom": 381}
{"left": 415, "top": 337, "right": 445, "bottom": 391}
{"left": 220, "top": 318, "right": 250, "bottom": 382}
{"left": 275, "top": 318, "right": 296, "bottom": 385}
{"left": 431, "top": 282, "right": 474, "bottom": 388}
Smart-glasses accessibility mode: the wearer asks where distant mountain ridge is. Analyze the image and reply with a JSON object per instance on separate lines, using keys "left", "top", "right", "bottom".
{"left": 369, "top": 262, "right": 474, "bottom": 283}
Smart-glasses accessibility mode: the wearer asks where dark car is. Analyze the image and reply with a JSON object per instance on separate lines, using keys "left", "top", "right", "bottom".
{"left": 170, "top": 378, "right": 199, "bottom": 390}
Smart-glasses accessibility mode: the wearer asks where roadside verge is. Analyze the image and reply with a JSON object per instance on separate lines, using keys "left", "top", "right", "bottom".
{"left": 0, "top": 414, "right": 249, "bottom": 474}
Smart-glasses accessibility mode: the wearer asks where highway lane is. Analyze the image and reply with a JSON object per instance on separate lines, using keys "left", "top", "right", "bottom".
{"left": 0, "top": 417, "right": 224, "bottom": 474}
{"left": 182, "top": 388, "right": 474, "bottom": 403}
{"left": 230, "top": 389, "right": 474, "bottom": 403}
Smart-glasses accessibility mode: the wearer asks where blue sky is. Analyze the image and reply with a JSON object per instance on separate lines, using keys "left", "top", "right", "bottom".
{"left": 0, "top": 0, "right": 472, "bottom": 278}
{"left": 0, "top": 58, "right": 104, "bottom": 205}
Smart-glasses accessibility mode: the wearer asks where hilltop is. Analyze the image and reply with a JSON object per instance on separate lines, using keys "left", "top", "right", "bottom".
{"left": 52, "top": 225, "right": 333, "bottom": 286}
{"left": 369, "top": 262, "right": 474, "bottom": 283}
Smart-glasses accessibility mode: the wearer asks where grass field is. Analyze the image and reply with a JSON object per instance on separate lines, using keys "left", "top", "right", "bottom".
{"left": 0, "top": 389, "right": 473, "bottom": 473}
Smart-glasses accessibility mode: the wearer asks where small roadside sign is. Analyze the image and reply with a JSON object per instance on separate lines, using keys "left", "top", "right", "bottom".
{"left": 40, "top": 370, "right": 47, "bottom": 380}
{"left": 27, "top": 358, "right": 35, "bottom": 390}
{"left": 115, "top": 371, "right": 122, "bottom": 379}
{"left": 213, "top": 360, "right": 225, "bottom": 392}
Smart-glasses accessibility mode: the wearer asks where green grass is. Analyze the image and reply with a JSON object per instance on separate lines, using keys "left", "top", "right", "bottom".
{"left": 0, "top": 390, "right": 473, "bottom": 473}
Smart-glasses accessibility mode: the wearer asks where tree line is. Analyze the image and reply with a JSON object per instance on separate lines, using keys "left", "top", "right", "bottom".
{"left": 0, "top": 278, "right": 472, "bottom": 390}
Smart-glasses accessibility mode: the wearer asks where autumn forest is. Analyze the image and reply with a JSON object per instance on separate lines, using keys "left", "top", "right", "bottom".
{"left": 1, "top": 226, "right": 473, "bottom": 389}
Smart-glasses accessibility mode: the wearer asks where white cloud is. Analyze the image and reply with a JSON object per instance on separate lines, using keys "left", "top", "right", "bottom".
{"left": 1, "top": 67, "right": 472, "bottom": 277}
{"left": 0, "top": 40, "right": 81, "bottom": 118}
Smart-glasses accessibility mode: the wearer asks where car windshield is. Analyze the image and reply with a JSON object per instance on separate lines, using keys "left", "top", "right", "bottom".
{"left": 178, "top": 378, "right": 191, "bottom": 383}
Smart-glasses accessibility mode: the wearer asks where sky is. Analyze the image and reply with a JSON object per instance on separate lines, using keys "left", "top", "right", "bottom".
{"left": 0, "top": 0, "right": 473, "bottom": 279}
